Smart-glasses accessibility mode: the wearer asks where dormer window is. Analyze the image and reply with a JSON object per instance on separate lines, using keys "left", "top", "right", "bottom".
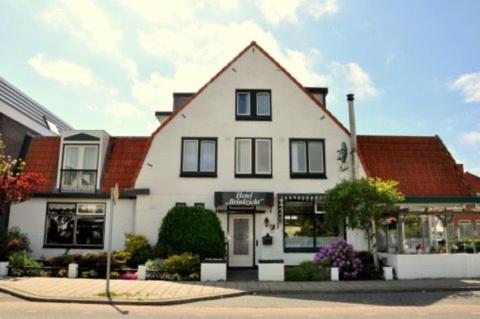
{"left": 236, "top": 90, "right": 271, "bottom": 120}
{"left": 61, "top": 144, "right": 99, "bottom": 192}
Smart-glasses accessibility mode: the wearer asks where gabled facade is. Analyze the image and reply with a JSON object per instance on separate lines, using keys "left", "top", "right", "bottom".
{"left": 8, "top": 42, "right": 480, "bottom": 265}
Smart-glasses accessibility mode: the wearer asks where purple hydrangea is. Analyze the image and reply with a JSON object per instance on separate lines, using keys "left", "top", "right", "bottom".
{"left": 313, "top": 239, "right": 362, "bottom": 280}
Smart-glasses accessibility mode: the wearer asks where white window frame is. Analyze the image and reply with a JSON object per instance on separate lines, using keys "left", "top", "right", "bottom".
{"left": 62, "top": 145, "right": 99, "bottom": 170}
{"left": 255, "top": 139, "right": 272, "bottom": 175}
{"left": 235, "top": 138, "right": 252, "bottom": 174}
{"left": 236, "top": 92, "right": 251, "bottom": 116}
{"left": 256, "top": 92, "right": 271, "bottom": 116}
{"left": 458, "top": 220, "right": 473, "bottom": 239}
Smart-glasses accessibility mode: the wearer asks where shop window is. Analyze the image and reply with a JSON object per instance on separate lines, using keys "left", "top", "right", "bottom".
{"left": 181, "top": 138, "right": 217, "bottom": 177}
{"left": 235, "top": 138, "right": 272, "bottom": 177}
{"left": 283, "top": 201, "right": 341, "bottom": 252}
{"left": 236, "top": 90, "right": 271, "bottom": 120}
{"left": 44, "top": 202, "right": 105, "bottom": 248}
{"left": 290, "top": 139, "right": 326, "bottom": 178}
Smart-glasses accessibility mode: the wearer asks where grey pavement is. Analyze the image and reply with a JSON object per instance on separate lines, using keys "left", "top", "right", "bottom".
{"left": 1, "top": 277, "right": 480, "bottom": 305}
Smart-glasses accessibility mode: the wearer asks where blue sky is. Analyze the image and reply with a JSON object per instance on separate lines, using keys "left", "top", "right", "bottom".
{"left": 1, "top": 0, "right": 479, "bottom": 174}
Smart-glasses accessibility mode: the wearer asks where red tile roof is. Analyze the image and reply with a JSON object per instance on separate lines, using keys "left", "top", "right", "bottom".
{"left": 101, "top": 137, "right": 150, "bottom": 193}
{"left": 465, "top": 172, "right": 480, "bottom": 193}
{"left": 23, "top": 137, "right": 60, "bottom": 193}
{"left": 357, "top": 135, "right": 473, "bottom": 197}
{"left": 22, "top": 136, "right": 149, "bottom": 194}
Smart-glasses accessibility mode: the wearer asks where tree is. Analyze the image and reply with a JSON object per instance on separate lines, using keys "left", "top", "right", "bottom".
{"left": 0, "top": 137, "right": 44, "bottom": 205}
{"left": 324, "top": 178, "right": 404, "bottom": 268}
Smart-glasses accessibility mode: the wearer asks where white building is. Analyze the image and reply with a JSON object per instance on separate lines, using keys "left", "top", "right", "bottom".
{"left": 8, "top": 42, "right": 480, "bottom": 270}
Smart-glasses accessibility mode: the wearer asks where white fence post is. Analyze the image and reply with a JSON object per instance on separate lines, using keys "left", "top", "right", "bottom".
{"left": 383, "top": 266, "right": 393, "bottom": 280}
{"left": 330, "top": 267, "right": 339, "bottom": 281}
{"left": 0, "top": 262, "right": 9, "bottom": 277}
{"left": 137, "top": 265, "right": 147, "bottom": 280}
{"left": 68, "top": 263, "right": 78, "bottom": 278}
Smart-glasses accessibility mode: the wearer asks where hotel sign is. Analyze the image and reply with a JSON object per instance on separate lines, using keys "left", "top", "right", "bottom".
{"left": 214, "top": 192, "right": 274, "bottom": 207}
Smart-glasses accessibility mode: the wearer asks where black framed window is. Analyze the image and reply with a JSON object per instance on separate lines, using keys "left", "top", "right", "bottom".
{"left": 235, "top": 138, "right": 272, "bottom": 178}
{"left": 283, "top": 200, "right": 341, "bottom": 253}
{"left": 181, "top": 138, "right": 217, "bottom": 177}
{"left": 290, "top": 139, "right": 326, "bottom": 178}
{"left": 44, "top": 202, "right": 105, "bottom": 248}
{"left": 236, "top": 90, "right": 271, "bottom": 120}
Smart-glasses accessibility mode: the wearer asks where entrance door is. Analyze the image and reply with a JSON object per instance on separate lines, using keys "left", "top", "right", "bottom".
{"left": 228, "top": 214, "right": 254, "bottom": 267}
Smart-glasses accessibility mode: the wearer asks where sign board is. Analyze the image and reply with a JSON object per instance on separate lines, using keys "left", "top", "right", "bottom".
{"left": 214, "top": 192, "right": 274, "bottom": 208}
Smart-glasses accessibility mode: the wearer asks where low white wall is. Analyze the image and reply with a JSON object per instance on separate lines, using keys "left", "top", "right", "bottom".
{"left": 258, "top": 262, "right": 284, "bottom": 281}
{"left": 380, "top": 253, "right": 480, "bottom": 279}
{"left": 201, "top": 262, "right": 227, "bottom": 281}
{"left": 9, "top": 198, "right": 135, "bottom": 259}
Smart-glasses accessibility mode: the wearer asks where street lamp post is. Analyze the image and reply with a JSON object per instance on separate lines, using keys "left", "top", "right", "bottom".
{"left": 106, "top": 183, "right": 119, "bottom": 296}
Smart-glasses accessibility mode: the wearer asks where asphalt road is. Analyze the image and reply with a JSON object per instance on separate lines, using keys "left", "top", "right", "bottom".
{"left": 1, "top": 291, "right": 480, "bottom": 318}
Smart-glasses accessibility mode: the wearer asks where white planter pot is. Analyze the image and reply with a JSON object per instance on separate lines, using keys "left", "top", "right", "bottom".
{"left": 258, "top": 260, "right": 284, "bottom": 281}
{"left": 137, "top": 265, "right": 147, "bottom": 280}
{"left": 383, "top": 266, "right": 393, "bottom": 280}
{"left": 201, "top": 259, "right": 227, "bottom": 281}
{"left": 0, "top": 261, "right": 9, "bottom": 277}
{"left": 68, "top": 263, "right": 78, "bottom": 278}
{"left": 330, "top": 267, "right": 339, "bottom": 281}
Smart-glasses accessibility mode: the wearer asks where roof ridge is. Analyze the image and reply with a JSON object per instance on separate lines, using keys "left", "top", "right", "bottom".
{"left": 357, "top": 134, "right": 437, "bottom": 138}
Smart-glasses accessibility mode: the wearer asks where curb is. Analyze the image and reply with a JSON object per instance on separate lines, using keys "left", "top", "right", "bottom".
{"left": 1, "top": 284, "right": 480, "bottom": 306}
{"left": 0, "top": 286, "right": 249, "bottom": 306}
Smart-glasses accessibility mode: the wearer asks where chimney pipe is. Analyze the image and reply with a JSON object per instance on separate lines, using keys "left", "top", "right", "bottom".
{"left": 347, "top": 94, "right": 357, "bottom": 180}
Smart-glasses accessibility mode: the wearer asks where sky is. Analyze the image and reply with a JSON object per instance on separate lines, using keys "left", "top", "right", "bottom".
{"left": 0, "top": 0, "right": 479, "bottom": 174}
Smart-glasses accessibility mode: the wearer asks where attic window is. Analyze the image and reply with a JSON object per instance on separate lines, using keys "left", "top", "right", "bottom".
{"left": 236, "top": 90, "right": 271, "bottom": 121}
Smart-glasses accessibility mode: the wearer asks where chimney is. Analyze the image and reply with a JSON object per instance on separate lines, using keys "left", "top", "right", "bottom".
{"left": 155, "top": 111, "right": 173, "bottom": 124}
{"left": 173, "top": 92, "right": 194, "bottom": 111}
{"left": 305, "top": 87, "right": 328, "bottom": 107}
{"left": 347, "top": 93, "right": 357, "bottom": 179}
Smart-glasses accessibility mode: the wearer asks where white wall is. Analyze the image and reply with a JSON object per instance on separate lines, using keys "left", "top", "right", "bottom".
{"left": 380, "top": 253, "right": 480, "bottom": 279}
{"left": 9, "top": 198, "right": 135, "bottom": 259}
{"left": 134, "top": 45, "right": 363, "bottom": 264}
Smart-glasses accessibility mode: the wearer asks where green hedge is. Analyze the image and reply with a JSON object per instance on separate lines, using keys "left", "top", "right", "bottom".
{"left": 156, "top": 206, "right": 225, "bottom": 259}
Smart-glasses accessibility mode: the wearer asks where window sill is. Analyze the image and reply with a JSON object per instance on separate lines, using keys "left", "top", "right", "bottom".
{"left": 290, "top": 173, "right": 327, "bottom": 179}
{"left": 235, "top": 174, "right": 272, "bottom": 178}
{"left": 236, "top": 116, "right": 272, "bottom": 121}
{"left": 284, "top": 247, "right": 319, "bottom": 253}
{"left": 180, "top": 172, "right": 217, "bottom": 178}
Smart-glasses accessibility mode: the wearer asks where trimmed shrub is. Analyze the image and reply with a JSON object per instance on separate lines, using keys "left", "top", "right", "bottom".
{"left": 0, "top": 227, "right": 31, "bottom": 261}
{"left": 156, "top": 206, "right": 225, "bottom": 259}
{"left": 163, "top": 252, "right": 199, "bottom": 277}
{"left": 286, "top": 261, "right": 328, "bottom": 281}
{"left": 146, "top": 258, "right": 165, "bottom": 271}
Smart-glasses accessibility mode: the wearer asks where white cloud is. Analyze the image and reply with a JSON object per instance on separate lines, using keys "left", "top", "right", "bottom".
{"left": 329, "top": 62, "right": 379, "bottom": 100}
{"left": 28, "top": 54, "right": 93, "bottom": 86}
{"left": 255, "top": 0, "right": 338, "bottom": 25}
{"left": 106, "top": 102, "right": 144, "bottom": 120}
{"left": 39, "top": 0, "right": 137, "bottom": 78}
{"left": 462, "top": 131, "right": 480, "bottom": 145}
{"left": 451, "top": 72, "right": 480, "bottom": 103}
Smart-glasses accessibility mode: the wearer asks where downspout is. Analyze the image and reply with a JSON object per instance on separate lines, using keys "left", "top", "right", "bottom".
{"left": 347, "top": 94, "right": 357, "bottom": 180}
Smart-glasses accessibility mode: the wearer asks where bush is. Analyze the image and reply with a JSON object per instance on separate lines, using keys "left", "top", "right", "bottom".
{"left": 313, "top": 239, "right": 362, "bottom": 280}
{"left": 146, "top": 258, "right": 165, "bottom": 271}
{"left": 8, "top": 250, "right": 42, "bottom": 276}
{"left": 156, "top": 206, "right": 225, "bottom": 259}
{"left": 355, "top": 251, "right": 384, "bottom": 280}
{"left": 286, "top": 261, "right": 328, "bottom": 281}
{"left": 124, "top": 233, "right": 155, "bottom": 267}
{"left": 163, "top": 252, "right": 199, "bottom": 277}
{"left": 0, "top": 227, "right": 31, "bottom": 261}
{"left": 45, "top": 254, "right": 82, "bottom": 267}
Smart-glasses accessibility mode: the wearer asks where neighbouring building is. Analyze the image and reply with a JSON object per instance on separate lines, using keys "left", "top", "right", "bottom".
{"left": 0, "top": 76, "right": 72, "bottom": 230}
{"left": 8, "top": 42, "right": 480, "bottom": 269}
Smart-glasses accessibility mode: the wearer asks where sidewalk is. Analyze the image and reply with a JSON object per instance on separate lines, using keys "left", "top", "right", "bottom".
{"left": 1, "top": 277, "right": 480, "bottom": 305}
